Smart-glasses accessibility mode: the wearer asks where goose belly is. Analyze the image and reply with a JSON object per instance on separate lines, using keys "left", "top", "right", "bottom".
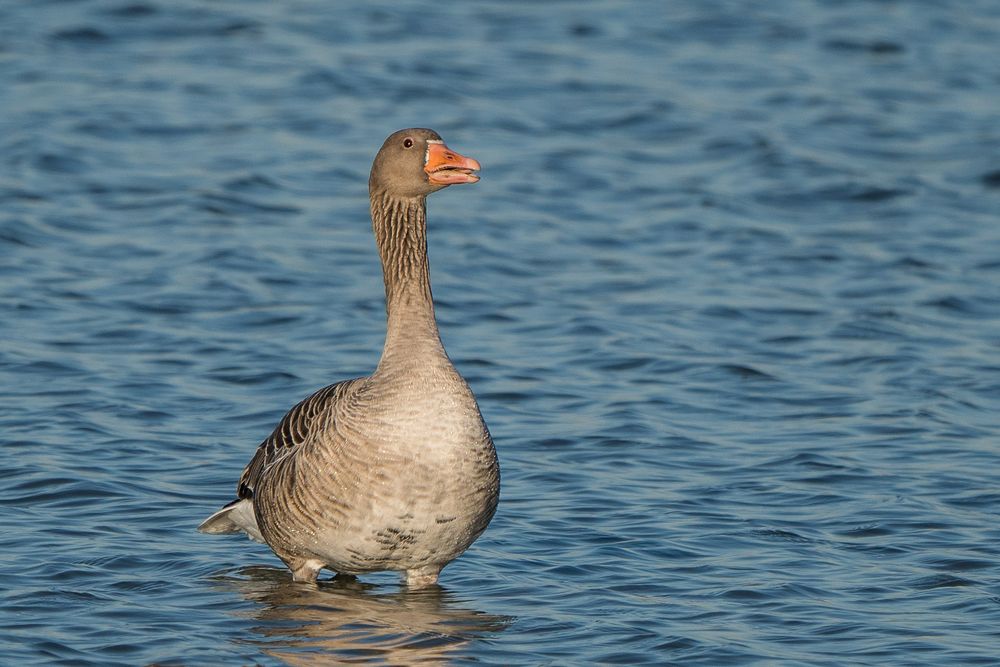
{"left": 255, "top": 425, "right": 499, "bottom": 574}
{"left": 316, "top": 462, "right": 498, "bottom": 573}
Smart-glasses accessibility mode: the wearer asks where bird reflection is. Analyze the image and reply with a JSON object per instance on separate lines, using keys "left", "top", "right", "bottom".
{"left": 212, "top": 566, "right": 512, "bottom": 665}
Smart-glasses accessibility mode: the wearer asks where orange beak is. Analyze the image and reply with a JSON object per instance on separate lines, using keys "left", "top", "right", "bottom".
{"left": 424, "top": 142, "right": 481, "bottom": 185}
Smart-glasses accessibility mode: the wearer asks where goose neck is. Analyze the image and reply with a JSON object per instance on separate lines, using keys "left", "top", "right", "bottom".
{"left": 370, "top": 191, "right": 442, "bottom": 359}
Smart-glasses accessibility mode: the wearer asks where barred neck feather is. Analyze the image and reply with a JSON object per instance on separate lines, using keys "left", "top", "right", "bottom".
{"left": 369, "top": 190, "right": 444, "bottom": 365}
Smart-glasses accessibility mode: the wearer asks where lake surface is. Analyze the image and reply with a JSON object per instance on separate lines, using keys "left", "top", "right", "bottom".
{"left": 3, "top": 0, "right": 1000, "bottom": 664}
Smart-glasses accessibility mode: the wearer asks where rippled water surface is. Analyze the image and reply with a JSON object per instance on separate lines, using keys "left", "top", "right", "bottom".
{"left": 3, "top": 1, "right": 1000, "bottom": 664}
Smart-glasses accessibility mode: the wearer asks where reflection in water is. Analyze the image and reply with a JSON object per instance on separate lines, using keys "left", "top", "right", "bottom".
{"left": 212, "top": 566, "right": 512, "bottom": 665}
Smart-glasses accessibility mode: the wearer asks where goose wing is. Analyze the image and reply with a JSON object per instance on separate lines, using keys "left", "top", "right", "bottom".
{"left": 236, "top": 378, "right": 363, "bottom": 500}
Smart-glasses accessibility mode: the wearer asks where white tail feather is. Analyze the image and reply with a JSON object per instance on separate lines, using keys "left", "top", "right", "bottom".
{"left": 197, "top": 499, "right": 265, "bottom": 543}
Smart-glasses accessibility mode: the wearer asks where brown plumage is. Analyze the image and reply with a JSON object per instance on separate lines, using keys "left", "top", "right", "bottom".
{"left": 198, "top": 129, "right": 500, "bottom": 588}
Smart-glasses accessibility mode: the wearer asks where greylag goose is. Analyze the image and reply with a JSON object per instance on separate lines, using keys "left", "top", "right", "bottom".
{"left": 199, "top": 129, "right": 500, "bottom": 588}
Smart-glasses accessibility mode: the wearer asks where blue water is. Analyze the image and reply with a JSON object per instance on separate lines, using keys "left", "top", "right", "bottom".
{"left": 3, "top": 0, "right": 1000, "bottom": 664}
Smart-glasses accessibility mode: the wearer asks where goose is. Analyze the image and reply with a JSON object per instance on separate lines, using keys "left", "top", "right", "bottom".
{"left": 199, "top": 129, "right": 500, "bottom": 588}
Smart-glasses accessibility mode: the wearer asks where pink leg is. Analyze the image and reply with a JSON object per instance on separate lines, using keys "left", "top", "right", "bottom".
{"left": 405, "top": 565, "right": 441, "bottom": 589}
{"left": 286, "top": 558, "right": 324, "bottom": 584}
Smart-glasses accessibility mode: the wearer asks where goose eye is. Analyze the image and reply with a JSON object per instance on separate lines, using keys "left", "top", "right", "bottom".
{"left": 402, "top": 137, "right": 414, "bottom": 149}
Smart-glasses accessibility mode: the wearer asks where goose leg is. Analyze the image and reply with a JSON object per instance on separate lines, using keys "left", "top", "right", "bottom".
{"left": 286, "top": 558, "right": 324, "bottom": 584}
{"left": 405, "top": 565, "right": 441, "bottom": 589}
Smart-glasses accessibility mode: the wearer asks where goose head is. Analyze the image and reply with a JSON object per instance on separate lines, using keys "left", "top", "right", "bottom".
{"left": 369, "top": 128, "right": 481, "bottom": 199}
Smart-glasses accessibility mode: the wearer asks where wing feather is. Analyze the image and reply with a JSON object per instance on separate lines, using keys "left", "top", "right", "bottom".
{"left": 236, "top": 378, "right": 362, "bottom": 499}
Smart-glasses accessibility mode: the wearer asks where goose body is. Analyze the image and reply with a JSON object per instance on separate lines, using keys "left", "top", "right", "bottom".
{"left": 199, "top": 129, "right": 499, "bottom": 588}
